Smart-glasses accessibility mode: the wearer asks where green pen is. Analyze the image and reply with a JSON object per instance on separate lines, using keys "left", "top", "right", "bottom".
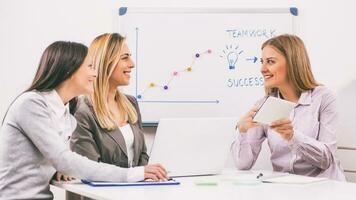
{"left": 195, "top": 181, "right": 218, "bottom": 186}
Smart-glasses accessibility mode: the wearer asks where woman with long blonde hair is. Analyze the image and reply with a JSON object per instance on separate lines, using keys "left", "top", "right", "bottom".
{"left": 70, "top": 33, "right": 167, "bottom": 181}
{"left": 232, "top": 34, "right": 345, "bottom": 181}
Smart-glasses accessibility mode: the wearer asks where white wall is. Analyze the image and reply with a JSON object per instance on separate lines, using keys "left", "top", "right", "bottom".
{"left": 1, "top": 0, "right": 355, "bottom": 134}
{"left": 0, "top": 0, "right": 117, "bottom": 119}
{"left": 1, "top": 0, "right": 356, "bottom": 198}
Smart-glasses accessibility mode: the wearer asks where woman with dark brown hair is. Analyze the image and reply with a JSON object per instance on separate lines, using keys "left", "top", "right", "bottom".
{"left": 0, "top": 41, "right": 167, "bottom": 199}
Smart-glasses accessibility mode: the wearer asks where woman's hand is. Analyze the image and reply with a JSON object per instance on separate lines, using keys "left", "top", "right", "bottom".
{"left": 54, "top": 172, "right": 75, "bottom": 182}
{"left": 144, "top": 163, "right": 168, "bottom": 181}
{"left": 236, "top": 106, "right": 260, "bottom": 134}
{"left": 270, "top": 118, "right": 294, "bottom": 141}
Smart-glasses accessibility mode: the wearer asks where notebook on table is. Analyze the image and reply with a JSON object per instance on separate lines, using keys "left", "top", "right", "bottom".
{"left": 81, "top": 179, "right": 180, "bottom": 187}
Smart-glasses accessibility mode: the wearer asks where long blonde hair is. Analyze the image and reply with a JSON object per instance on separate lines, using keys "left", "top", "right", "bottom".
{"left": 89, "top": 33, "right": 138, "bottom": 131}
{"left": 261, "top": 34, "right": 319, "bottom": 96}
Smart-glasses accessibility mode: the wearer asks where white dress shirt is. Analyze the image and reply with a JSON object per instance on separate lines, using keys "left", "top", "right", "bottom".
{"left": 119, "top": 124, "right": 135, "bottom": 167}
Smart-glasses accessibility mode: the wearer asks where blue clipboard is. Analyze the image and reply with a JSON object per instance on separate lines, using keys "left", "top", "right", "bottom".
{"left": 81, "top": 179, "right": 180, "bottom": 187}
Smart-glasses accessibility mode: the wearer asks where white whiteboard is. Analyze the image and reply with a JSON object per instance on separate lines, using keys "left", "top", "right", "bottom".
{"left": 118, "top": 7, "right": 297, "bottom": 124}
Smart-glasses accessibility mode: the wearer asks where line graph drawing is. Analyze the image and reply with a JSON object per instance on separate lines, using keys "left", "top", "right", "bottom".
{"left": 136, "top": 49, "right": 212, "bottom": 100}
{"left": 134, "top": 27, "right": 219, "bottom": 104}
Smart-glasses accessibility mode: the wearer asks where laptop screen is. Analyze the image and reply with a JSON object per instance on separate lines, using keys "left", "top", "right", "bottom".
{"left": 148, "top": 117, "right": 237, "bottom": 177}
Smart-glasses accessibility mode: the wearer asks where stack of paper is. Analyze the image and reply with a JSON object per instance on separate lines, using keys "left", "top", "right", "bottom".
{"left": 262, "top": 174, "right": 327, "bottom": 184}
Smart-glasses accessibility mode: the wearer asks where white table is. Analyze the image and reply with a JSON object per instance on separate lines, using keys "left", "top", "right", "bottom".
{"left": 52, "top": 170, "right": 356, "bottom": 200}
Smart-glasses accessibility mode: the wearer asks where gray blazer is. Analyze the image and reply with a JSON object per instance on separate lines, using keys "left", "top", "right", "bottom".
{"left": 70, "top": 95, "right": 149, "bottom": 168}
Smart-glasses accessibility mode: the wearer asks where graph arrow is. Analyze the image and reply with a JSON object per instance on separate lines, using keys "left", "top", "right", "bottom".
{"left": 138, "top": 100, "right": 220, "bottom": 104}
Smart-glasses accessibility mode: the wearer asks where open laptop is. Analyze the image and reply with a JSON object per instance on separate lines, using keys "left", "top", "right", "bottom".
{"left": 148, "top": 117, "right": 237, "bottom": 177}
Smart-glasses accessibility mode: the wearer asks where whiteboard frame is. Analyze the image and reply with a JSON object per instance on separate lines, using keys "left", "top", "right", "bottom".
{"left": 118, "top": 7, "right": 298, "bottom": 15}
{"left": 118, "top": 7, "right": 298, "bottom": 126}
{"left": 119, "top": 7, "right": 298, "bottom": 40}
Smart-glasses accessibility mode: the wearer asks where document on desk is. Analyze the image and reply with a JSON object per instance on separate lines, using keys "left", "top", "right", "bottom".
{"left": 81, "top": 179, "right": 180, "bottom": 187}
{"left": 261, "top": 174, "right": 327, "bottom": 184}
{"left": 253, "top": 96, "right": 296, "bottom": 124}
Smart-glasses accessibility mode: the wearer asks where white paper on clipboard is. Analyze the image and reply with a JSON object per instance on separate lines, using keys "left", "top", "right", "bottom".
{"left": 253, "top": 96, "right": 296, "bottom": 124}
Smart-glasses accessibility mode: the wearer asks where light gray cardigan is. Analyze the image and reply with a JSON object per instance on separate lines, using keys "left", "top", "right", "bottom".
{"left": 0, "top": 91, "right": 139, "bottom": 199}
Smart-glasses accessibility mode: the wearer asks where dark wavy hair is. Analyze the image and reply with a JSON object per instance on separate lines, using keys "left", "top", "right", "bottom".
{"left": 2, "top": 41, "right": 88, "bottom": 124}
{"left": 26, "top": 41, "right": 88, "bottom": 92}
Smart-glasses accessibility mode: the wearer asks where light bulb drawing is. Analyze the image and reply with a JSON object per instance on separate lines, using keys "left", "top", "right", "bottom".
{"left": 220, "top": 45, "right": 243, "bottom": 70}
{"left": 227, "top": 51, "right": 238, "bottom": 69}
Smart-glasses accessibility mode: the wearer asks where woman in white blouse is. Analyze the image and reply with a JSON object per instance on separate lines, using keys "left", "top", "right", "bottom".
{"left": 70, "top": 33, "right": 165, "bottom": 181}
{"left": 0, "top": 41, "right": 167, "bottom": 200}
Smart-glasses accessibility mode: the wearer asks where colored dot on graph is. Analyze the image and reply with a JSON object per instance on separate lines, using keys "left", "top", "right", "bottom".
{"left": 137, "top": 95, "right": 142, "bottom": 99}
{"left": 163, "top": 85, "right": 168, "bottom": 90}
{"left": 173, "top": 71, "right": 178, "bottom": 76}
{"left": 149, "top": 83, "right": 156, "bottom": 88}
{"left": 195, "top": 53, "right": 200, "bottom": 58}
{"left": 186, "top": 67, "right": 192, "bottom": 72}
{"left": 207, "top": 49, "right": 212, "bottom": 54}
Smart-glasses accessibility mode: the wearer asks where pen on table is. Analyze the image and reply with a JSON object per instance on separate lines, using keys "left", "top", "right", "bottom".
{"left": 195, "top": 180, "right": 218, "bottom": 186}
{"left": 256, "top": 173, "right": 263, "bottom": 179}
{"left": 166, "top": 170, "right": 172, "bottom": 180}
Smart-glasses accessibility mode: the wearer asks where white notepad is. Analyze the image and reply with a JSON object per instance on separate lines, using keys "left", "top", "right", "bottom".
{"left": 253, "top": 96, "right": 296, "bottom": 124}
{"left": 262, "top": 174, "right": 327, "bottom": 184}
